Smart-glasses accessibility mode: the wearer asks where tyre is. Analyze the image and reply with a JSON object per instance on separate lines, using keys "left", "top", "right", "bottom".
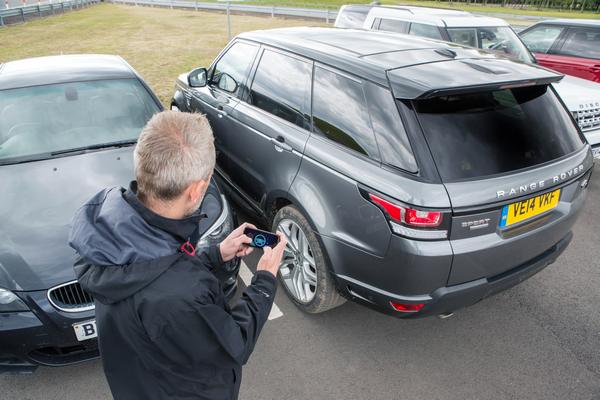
{"left": 272, "top": 205, "right": 345, "bottom": 313}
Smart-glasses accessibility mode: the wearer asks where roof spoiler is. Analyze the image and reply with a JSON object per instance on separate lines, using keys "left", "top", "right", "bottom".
{"left": 388, "top": 57, "right": 564, "bottom": 100}
{"left": 416, "top": 75, "right": 563, "bottom": 99}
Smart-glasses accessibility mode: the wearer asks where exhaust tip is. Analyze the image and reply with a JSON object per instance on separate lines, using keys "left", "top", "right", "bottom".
{"left": 438, "top": 312, "right": 454, "bottom": 319}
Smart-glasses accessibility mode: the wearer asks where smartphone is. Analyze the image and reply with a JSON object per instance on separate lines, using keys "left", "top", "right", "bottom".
{"left": 244, "top": 227, "right": 280, "bottom": 248}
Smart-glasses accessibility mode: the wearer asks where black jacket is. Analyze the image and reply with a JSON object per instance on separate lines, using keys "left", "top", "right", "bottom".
{"left": 68, "top": 183, "right": 276, "bottom": 400}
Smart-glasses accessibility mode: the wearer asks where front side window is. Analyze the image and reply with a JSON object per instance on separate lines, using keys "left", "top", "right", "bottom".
{"left": 0, "top": 79, "right": 160, "bottom": 164}
{"left": 249, "top": 49, "right": 311, "bottom": 129}
{"left": 447, "top": 28, "right": 478, "bottom": 47}
{"left": 413, "top": 85, "right": 584, "bottom": 181}
{"left": 312, "top": 67, "right": 378, "bottom": 157}
{"left": 409, "top": 23, "right": 442, "bottom": 40}
{"left": 377, "top": 18, "right": 409, "bottom": 34}
{"left": 478, "top": 27, "right": 535, "bottom": 63}
{"left": 557, "top": 27, "right": 600, "bottom": 60}
{"left": 211, "top": 41, "right": 259, "bottom": 96}
{"left": 520, "top": 25, "right": 564, "bottom": 54}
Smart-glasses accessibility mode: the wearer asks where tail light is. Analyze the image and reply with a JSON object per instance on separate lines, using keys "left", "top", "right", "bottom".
{"left": 366, "top": 192, "right": 449, "bottom": 240}
{"left": 390, "top": 301, "right": 425, "bottom": 313}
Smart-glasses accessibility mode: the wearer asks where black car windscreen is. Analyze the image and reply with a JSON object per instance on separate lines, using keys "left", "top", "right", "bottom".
{"left": 0, "top": 79, "right": 160, "bottom": 164}
{"left": 413, "top": 85, "right": 585, "bottom": 181}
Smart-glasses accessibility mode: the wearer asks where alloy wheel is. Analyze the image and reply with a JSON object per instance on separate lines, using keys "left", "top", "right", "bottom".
{"left": 277, "top": 219, "right": 318, "bottom": 303}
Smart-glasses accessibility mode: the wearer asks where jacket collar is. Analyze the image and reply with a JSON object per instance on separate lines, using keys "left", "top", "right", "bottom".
{"left": 122, "top": 181, "right": 207, "bottom": 243}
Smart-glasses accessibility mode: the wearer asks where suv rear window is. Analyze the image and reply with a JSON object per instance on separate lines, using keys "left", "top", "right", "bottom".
{"left": 413, "top": 85, "right": 584, "bottom": 181}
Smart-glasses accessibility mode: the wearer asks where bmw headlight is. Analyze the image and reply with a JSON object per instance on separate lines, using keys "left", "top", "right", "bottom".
{"left": 197, "top": 195, "right": 234, "bottom": 249}
{"left": 0, "top": 288, "right": 29, "bottom": 312}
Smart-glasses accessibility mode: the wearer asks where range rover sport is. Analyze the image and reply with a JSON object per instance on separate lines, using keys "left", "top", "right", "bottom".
{"left": 172, "top": 28, "right": 593, "bottom": 317}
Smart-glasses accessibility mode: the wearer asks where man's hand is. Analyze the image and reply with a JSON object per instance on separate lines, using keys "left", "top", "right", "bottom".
{"left": 219, "top": 223, "right": 256, "bottom": 262}
{"left": 256, "top": 232, "right": 287, "bottom": 277}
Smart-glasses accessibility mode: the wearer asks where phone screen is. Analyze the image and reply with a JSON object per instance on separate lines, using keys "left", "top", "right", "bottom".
{"left": 244, "top": 228, "right": 280, "bottom": 248}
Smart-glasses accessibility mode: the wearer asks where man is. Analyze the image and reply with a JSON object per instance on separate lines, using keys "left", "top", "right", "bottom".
{"left": 69, "top": 111, "right": 287, "bottom": 400}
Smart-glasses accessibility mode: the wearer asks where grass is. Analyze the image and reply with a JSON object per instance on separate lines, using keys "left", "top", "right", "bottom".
{"left": 0, "top": 4, "right": 324, "bottom": 105}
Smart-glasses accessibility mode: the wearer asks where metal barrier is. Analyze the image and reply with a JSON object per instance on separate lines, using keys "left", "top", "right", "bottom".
{"left": 0, "top": 0, "right": 99, "bottom": 27}
{"left": 108, "top": 0, "right": 543, "bottom": 25}
{"left": 111, "top": 0, "right": 338, "bottom": 22}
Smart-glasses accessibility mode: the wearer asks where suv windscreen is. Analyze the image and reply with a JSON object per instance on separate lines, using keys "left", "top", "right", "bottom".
{"left": 335, "top": 7, "right": 370, "bottom": 28}
{"left": 0, "top": 79, "right": 159, "bottom": 164}
{"left": 519, "top": 25, "right": 564, "bottom": 54}
{"left": 413, "top": 85, "right": 584, "bottom": 181}
{"left": 447, "top": 27, "right": 534, "bottom": 63}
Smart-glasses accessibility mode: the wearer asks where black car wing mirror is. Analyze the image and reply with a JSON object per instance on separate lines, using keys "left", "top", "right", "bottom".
{"left": 188, "top": 67, "right": 207, "bottom": 88}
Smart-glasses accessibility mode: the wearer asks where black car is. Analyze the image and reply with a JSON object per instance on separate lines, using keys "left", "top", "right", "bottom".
{"left": 172, "top": 28, "right": 592, "bottom": 318}
{"left": 0, "top": 54, "right": 238, "bottom": 373}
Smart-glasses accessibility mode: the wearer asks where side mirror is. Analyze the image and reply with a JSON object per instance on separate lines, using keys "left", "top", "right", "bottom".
{"left": 216, "top": 72, "right": 239, "bottom": 93}
{"left": 188, "top": 67, "right": 207, "bottom": 88}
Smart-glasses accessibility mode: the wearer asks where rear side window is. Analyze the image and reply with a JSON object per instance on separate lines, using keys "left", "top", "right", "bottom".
{"left": 409, "top": 23, "right": 442, "bottom": 40}
{"left": 249, "top": 49, "right": 311, "bottom": 129}
{"left": 312, "top": 67, "right": 378, "bottom": 158}
{"left": 414, "top": 86, "right": 584, "bottom": 181}
{"left": 211, "top": 42, "right": 259, "bottom": 97}
{"left": 520, "top": 25, "right": 564, "bottom": 53}
{"left": 377, "top": 18, "right": 409, "bottom": 34}
{"left": 557, "top": 27, "right": 600, "bottom": 59}
{"left": 364, "top": 83, "right": 417, "bottom": 172}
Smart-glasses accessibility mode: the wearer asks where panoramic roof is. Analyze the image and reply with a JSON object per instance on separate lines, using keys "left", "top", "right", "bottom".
{"left": 241, "top": 27, "right": 563, "bottom": 99}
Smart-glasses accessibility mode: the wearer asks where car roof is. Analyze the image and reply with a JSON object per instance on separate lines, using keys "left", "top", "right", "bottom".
{"left": 364, "top": 5, "right": 509, "bottom": 27}
{"left": 238, "top": 27, "right": 562, "bottom": 99}
{"left": 533, "top": 19, "right": 600, "bottom": 27}
{"left": 0, "top": 54, "right": 137, "bottom": 91}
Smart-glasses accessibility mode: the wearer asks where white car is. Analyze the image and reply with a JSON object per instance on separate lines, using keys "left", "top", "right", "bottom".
{"left": 335, "top": 5, "right": 600, "bottom": 158}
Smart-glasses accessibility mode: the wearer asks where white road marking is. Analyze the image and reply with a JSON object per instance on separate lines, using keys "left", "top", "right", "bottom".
{"left": 239, "top": 261, "right": 283, "bottom": 321}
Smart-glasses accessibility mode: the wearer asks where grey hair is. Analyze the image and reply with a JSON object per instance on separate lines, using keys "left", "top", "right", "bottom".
{"left": 133, "top": 111, "right": 215, "bottom": 201}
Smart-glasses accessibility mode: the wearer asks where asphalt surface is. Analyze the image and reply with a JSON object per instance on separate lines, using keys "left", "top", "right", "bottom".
{"left": 1, "top": 164, "right": 599, "bottom": 400}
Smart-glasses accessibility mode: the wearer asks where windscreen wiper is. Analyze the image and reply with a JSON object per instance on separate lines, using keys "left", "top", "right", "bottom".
{"left": 50, "top": 139, "right": 138, "bottom": 156}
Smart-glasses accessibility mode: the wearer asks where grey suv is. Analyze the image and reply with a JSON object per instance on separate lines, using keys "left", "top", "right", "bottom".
{"left": 172, "top": 28, "right": 593, "bottom": 318}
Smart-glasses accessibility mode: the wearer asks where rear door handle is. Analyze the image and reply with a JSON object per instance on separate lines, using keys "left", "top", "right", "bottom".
{"left": 271, "top": 136, "right": 292, "bottom": 152}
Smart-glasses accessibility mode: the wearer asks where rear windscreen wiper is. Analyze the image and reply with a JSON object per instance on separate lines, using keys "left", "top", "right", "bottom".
{"left": 50, "top": 140, "right": 137, "bottom": 156}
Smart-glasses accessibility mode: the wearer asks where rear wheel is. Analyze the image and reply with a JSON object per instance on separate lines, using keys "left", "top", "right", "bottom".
{"left": 273, "top": 205, "right": 345, "bottom": 313}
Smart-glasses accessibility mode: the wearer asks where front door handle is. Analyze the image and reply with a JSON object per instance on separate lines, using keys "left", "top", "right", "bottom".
{"left": 217, "top": 104, "right": 227, "bottom": 118}
{"left": 271, "top": 136, "right": 292, "bottom": 152}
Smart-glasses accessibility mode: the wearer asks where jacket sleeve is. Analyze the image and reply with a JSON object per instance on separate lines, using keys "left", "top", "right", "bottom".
{"left": 199, "top": 244, "right": 224, "bottom": 269}
{"left": 142, "top": 270, "right": 277, "bottom": 367}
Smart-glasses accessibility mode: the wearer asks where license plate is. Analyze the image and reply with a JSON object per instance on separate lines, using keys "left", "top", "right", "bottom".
{"left": 500, "top": 189, "right": 561, "bottom": 228}
{"left": 73, "top": 320, "right": 97, "bottom": 341}
{"left": 592, "top": 147, "right": 600, "bottom": 160}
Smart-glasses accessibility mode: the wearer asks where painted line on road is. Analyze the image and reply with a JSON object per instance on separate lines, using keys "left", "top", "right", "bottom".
{"left": 239, "top": 261, "right": 284, "bottom": 321}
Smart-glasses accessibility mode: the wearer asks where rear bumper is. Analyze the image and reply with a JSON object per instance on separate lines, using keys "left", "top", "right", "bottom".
{"left": 336, "top": 232, "right": 572, "bottom": 318}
